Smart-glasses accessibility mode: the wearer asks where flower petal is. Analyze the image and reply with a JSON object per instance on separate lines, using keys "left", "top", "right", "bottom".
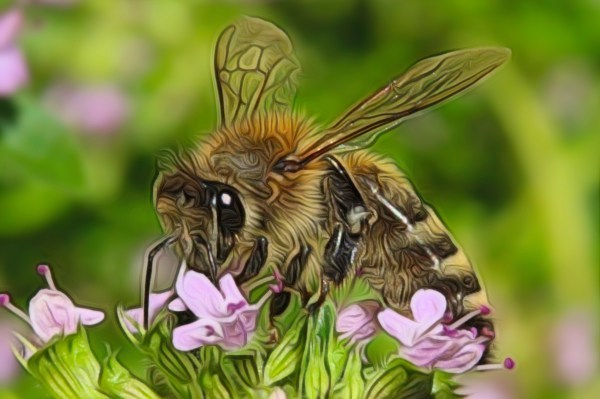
{"left": 221, "top": 319, "right": 249, "bottom": 350}
{"left": 400, "top": 328, "right": 485, "bottom": 373}
{"left": 378, "top": 308, "right": 421, "bottom": 347}
{"left": 235, "top": 306, "right": 259, "bottom": 333}
{"left": 76, "top": 307, "right": 105, "bottom": 325}
{"left": 124, "top": 290, "right": 172, "bottom": 332}
{"left": 433, "top": 341, "right": 485, "bottom": 373}
{"left": 0, "top": 46, "right": 28, "bottom": 96}
{"left": 175, "top": 266, "right": 226, "bottom": 318}
{"left": 0, "top": 9, "right": 23, "bottom": 49}
{"left": 172, "top": 318, "right": 225, "bottom": 352}
{"left": 219, "top": 274, "right": 248, "bottom": 314}
{"left": 0, "top": 326, "right": 21, "bottom": 383}
{"left": 410, "top": 289, "right": 447, "bottom": 326}
{"left": 168, "top": 298, "right": 187, "bottom": 312}
{"left": 337, "top": 302, "right": 378, "bottom": 343}
{"left": 43, "top": 83, "right": 129, "bottom": 135}
{"left": 29, "top": 289, "right": 79, "bottom": 342}
{"left": 268, "top": 387, "right": 287, "bottom": 399}
{"left": 401, "top": 335, "right": 456, "bottom": 368}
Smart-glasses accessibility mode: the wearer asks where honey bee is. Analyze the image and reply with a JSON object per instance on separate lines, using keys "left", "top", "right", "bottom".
{"left": 143, "top": 17, "right": 510, "bottom": 334}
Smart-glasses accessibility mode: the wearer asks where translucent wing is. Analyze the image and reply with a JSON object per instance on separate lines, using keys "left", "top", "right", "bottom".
{"left": 214, "top": 17, "right": 301, "bottom": 127}
{"left": 297, "top": 47, "right": 510, "bottom": 164}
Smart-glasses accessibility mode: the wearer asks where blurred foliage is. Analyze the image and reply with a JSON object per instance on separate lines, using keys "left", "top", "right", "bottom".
{"left": 0, "top": 0, "right": 597, "bottom": 398}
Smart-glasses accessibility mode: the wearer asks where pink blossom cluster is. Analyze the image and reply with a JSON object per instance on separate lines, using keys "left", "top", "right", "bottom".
{"left": 126, "top": 263, "right": 268, "bottom": 352}
{"left": 336, "top": 289, "right": 513, "bottom": 374}
{"left": 0, "top": 265, "right": 105, "bottom": 382}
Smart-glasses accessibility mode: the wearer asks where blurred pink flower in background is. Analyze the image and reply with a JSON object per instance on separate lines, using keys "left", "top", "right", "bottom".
{"left": 35, "top": 0, "right": 78, "bottom": 6}
{"left": 455, "top": 372, "right": 517, "bottom": 399}
{"left": 44, "top": 83, "right": 130, "bottom": 135}
{"left": 549, "top": 310, "right": 599, "bottom": 387}
{"left": 0, "top": 324, "right": 22, "bottom": 384}
{"left": 0, "top": 8, "right": 28, "bottom": 96}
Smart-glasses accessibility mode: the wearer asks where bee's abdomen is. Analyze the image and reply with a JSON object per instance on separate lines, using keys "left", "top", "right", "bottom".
{"left": 333, "top": 151, "right": 482, "bottom": 316}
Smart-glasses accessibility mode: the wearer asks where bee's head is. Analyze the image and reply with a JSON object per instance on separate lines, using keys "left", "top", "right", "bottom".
{"left": 153, "top": 154, "right": 246, "bottom": 281}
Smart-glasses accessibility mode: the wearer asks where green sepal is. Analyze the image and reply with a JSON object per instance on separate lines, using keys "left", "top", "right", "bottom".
{"left": 223, "top": 344, "right": 268, "bottom": 393}
{"left": 432, "top": 371, "right": 461, "bottom": 399}
{"left": 363, "top": 357, "right": 434, "bottom": 399}
{"left": 141, "top": 315, "right": 204, "bottom": 399}
{"left": 331, "top": 349, "right": 365, "bottom": 399}
{"left": 26, "top": 328, "right": 109, "bottom": 399}
{"left": 99, "top": 354, "right": 161, "bottom": 399}
{"left": 263, "top": 312, "right": 308, "bottom": 386}
{"left": 299, "top": 302, "right": 337, "bottom": 399}
{"left": 331, "top": 276, "right": 381, "bottom": 308}
{"left": 364, "top": 332, "right": 401, "bottom": 369}
{"left": 196, "top": 346, "right": 238, "bottom": 399}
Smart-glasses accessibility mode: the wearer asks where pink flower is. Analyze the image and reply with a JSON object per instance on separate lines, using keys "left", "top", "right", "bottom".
{"left": 455, "top": 372, "right": 518, "bottom": 399}
{"left": 268, "top": 387, "right": 287, "bottom": 399}
{"left": 0, "top": 265, "right": 104, "bottom": 346}
{"left": 550, "top": 311, "right": 599, "bottom": 387}
{"left": 123, "top": 290, "right": 173, "bottom": 334}
{"left": 336, "top": 301, "right": 379, "bottom": 344}
{"left": 169, "top": 265, "right": 267, "bottom": 351}
{"left": 0, "top": 324, "right": 22, "bottom": 384}
{"left": 44, "top": 83, "right": 130, "bottom": 135}
{"left": 35, "top": 0, "right": 78, "bottom": 6}
{"left": 269, "top": 269, "right": 284, "bottom": 294}
{"left": 0, "top": 9, "right": 28, "bottom": 96}
{"left": 378, "top": 289, "right": 496, "bottom": 374}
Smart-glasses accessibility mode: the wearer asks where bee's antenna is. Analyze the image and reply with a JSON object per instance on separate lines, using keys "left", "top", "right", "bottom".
{"left": 142, "top": 234, "right": 177, "bottom": 329}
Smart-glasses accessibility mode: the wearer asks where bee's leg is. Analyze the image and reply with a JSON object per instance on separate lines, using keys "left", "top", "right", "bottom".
{"left": 307, "top": 278, "right": 331, "bottom": 313}
{"left": 321, "top": 156, "right": 369, "bottom": 285}
{"left": 270, "top": 244, "right": 311, "bottom": 317}
{"left": 235, "top": 236, "right": 268, "bottom": 284}
{"left": 142, "top": 234, "right": 177, "bottom": 329}
{"left": 323, "top": 223, "right": 362, "bottom": 284}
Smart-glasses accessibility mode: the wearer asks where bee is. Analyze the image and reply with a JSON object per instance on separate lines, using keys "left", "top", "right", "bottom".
{"left": 143, "top": 17, "right": 510, "bottom": 335}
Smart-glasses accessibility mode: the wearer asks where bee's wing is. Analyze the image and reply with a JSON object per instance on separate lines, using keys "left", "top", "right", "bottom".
{"left": 214, "top": 17, "right": 300, "bottom": 127}
{"left": 298, "top": 48, "right": 510, "bottom": 163}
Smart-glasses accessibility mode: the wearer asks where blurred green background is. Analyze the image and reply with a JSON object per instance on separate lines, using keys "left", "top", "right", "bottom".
{"left": 0, "top": 0, "right": 597, "bottom": 398}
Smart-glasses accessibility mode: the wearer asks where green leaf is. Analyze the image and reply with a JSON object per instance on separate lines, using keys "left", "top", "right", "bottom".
{"left": 263, "top": 313, "right": 308, "bottom": 386}
{"left": 99, "top": 354, "right": 161, "bottom": 399}
{"left": 0, "top": 96, "right": 85, "bottom": 189}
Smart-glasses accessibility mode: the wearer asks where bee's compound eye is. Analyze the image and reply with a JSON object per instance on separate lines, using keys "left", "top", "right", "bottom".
{"left": 217, "top": 189, "right": 245, "bottom": 232}
{"left": 220, "top": 192, "right": 232, "bottom": 206}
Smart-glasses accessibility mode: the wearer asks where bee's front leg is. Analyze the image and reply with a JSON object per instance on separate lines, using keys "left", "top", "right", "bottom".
{"left": 307, "top": 278, "right": 331, "bottom": 313}
{"left": 234, "top": 236, "right": 268, "bottom": 284}
{"left": 270, "top": 244, "right": 311, "bottom": 317}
